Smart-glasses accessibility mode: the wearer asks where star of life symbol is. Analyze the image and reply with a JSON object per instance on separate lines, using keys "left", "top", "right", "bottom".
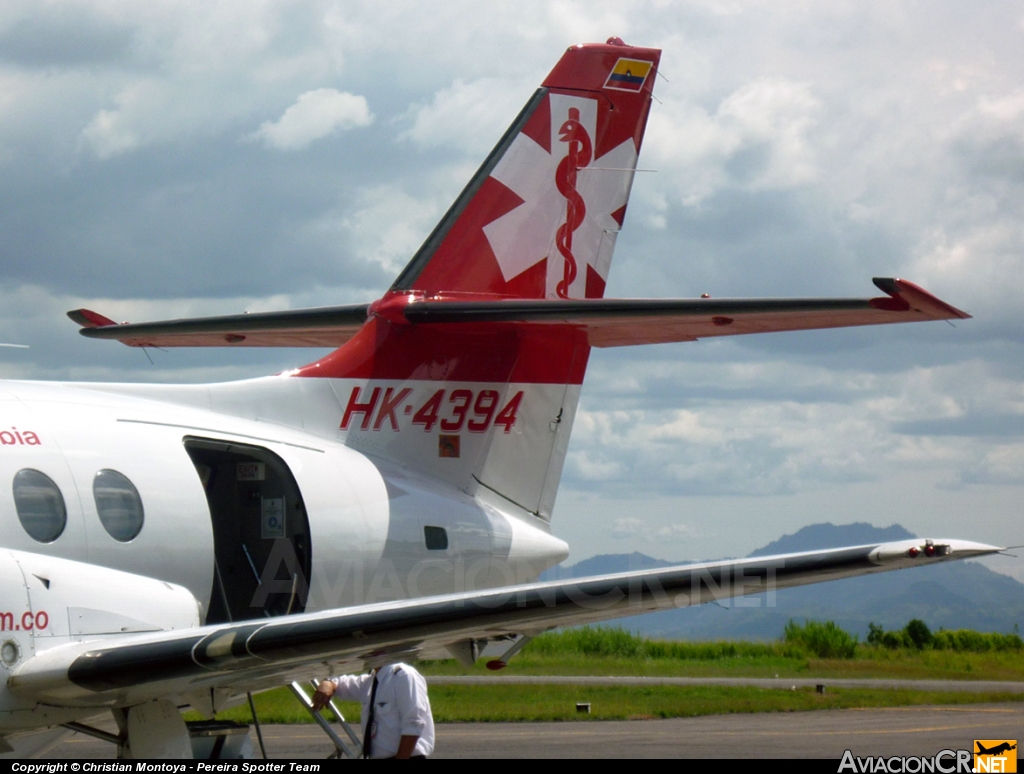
{"left": 482, "top": 94, "right": 638, "bottom": 299}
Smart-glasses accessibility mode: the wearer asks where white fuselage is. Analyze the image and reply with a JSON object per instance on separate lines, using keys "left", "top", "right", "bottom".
{"left": 0, "top": 374, "right": 568, "bottom": 744}
{"left": 0, "top": 376, "right": 568, "bottom": 648}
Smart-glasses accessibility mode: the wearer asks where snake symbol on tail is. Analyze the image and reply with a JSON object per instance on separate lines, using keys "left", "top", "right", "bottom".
{"left": 554, "top": 107, "right": 592, "bottom": 298}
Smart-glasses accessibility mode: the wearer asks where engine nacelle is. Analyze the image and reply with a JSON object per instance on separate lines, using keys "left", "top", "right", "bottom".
{"left": 1, "top": 549, "right": 200, "bottom": 717}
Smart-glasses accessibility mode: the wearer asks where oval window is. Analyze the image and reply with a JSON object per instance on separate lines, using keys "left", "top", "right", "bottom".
{"left": 93, "top": 469, "right": 144, "bottom": 542}
{"left": 13, "top": 469, "right": 67, "bottom": 543}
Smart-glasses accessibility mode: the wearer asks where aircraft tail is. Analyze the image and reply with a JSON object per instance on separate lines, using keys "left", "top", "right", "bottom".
{"left": 297, "top": 40, "right": 662, "bottom": 519}
{"left": 68, "top": 40, "right": 972, "bottom": 522}
{"left": 391, "top": 38, "right": 660, "bottom": 301}
{"left": 68, "top": 40, "right": 969, "bottom": 522}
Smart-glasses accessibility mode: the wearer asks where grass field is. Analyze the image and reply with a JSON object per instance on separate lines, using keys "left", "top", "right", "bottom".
{"left": 185, "top": 627, "right": 1024, "bottom": 725}
{"left": 418, "top": 626, "right": 1024, "bottom": 681}
{"left": 418, "top": 650, "right": 1024, "bottom": 681}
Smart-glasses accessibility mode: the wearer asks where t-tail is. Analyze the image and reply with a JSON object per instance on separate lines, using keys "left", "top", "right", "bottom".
{"left": 70, "top": 40, "right": 970, "bottom": 525}
{"left": 291, "top": 39, "right": 662, "bottom": 519}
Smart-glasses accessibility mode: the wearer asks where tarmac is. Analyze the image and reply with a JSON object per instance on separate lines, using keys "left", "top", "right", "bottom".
{"left": 44, "top": 702, "right": 1023, "bottom": 759}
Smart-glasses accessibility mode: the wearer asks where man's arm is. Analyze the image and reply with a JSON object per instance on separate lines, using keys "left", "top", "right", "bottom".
{"left": 311, "top": 680, "right": 336, "bottom": 711}
{"left": 312, "top": 674, "right": 370, "bottom": 710}
{"left": 392, "top": 669, "right": 430, "bottom": 757}
{"left": 396, "top": 735, "right": 420, "bottom": 759}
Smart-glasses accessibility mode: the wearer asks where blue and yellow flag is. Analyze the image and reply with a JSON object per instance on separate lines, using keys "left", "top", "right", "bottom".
{"left": 604, "top": 58, "right": 654, "bottom": 92}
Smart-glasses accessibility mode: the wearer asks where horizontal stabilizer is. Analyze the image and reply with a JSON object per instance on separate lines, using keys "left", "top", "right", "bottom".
{"left": 70, "top": 278, "right": 967, "bottom": 349}
{"left": 69, "top": 304, "right": 369, "bottom": 348}
{"left": 404, "top": 277, "right": 970, "bottom": 347}
{"left": 67, "top": 308, "right": 117, "bottom": 329}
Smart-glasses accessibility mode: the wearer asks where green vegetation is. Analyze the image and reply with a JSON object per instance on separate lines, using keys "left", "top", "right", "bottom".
{"left": 868, "top": 620, "right": 1023, "bottom": 652}
{"left": 523, "top": 625, "right": 803, "bottom": 660}
{"left": 784, "top": 620, "right": 858, "bottom": 658}
{"left": 418, "top": 624, "right": 1024, "bottom": 680}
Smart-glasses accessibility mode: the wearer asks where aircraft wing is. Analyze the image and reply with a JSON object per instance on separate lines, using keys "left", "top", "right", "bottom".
{"left": 68, "top": 278, "right": 966, "bottom": 350}
{"left": 10, "top": 537, "right": 998, "bottom": 709}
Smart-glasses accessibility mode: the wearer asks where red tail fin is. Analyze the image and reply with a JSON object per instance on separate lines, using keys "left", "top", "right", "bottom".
{"left": 296, "top": 41, "right": 661, "bottom": 519}
{"left": 391, "top": 40, "right": 661, "bottom": 301}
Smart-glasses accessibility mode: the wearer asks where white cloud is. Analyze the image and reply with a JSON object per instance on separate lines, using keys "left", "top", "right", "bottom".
{"left": 587, "top": 513, "right": 693, "bottom": 546}
{"left": 332, "top": 184, "right": 439, "bottom": 274}
{"left": 567, "top": 450, "right": 625, "bottom": 481}
{"left": 58, "top": 1, "right": 363, "bottom": 159}
{"left": 251, "top": 88, "right": 372, "bottom": 151}
{"left": 0, "top": 283, "right": 310, "bottom": 384}
{"left": 544, "top": 0, "right": 632, "bottom": 44}
{"left": 961, "top": 445, "right": 1024, "bottom": 485}
{"left": 563, "top": 353, "right": 1024, "bottom": 499}
{"left": 81, "top": 106, "right": 140, "bottom": 159}
{"left": 648, "top": 410, "right": 723, "bottom": 444}
{"left": 610, "top": 517, "right": 648, "bottom": 538}
{"left": 656, "top": 523, "right": 693, "bottom": 539}
{"left": 404, "top": 78, "right": 531, "bottom": 156}
{"left": 645, "top": 77, "right": 820, "bottom": 204}
{"left": 976, "top": 90, "right": 1024, "bottom": 125}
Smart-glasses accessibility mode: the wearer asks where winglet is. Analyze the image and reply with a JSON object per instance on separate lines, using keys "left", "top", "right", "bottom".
{"left": 870, "top": 278, "right": 971, "bottom": 320}
{"left": 868, "top": 538, "right": 999, "bottom": 565}
{"left": 67, "top": 308, "right": 119, "bottom": 329}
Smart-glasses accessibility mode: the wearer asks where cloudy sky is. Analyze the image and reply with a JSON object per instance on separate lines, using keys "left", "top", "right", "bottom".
{"left": 2, "top": 1, "right": 1022, "bottom": 579}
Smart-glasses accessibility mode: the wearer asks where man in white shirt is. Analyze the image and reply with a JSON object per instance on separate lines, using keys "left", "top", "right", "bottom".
{"left": 311, "top": 662, "right": 435, "bottom": 759}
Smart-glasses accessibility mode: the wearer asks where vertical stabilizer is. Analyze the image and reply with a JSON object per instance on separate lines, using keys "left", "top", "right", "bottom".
{"left": 392, "top": 39, "right": 661, "bottom": 300}
{"left": 298, "top": 40, "right": 661, "bottom": 519}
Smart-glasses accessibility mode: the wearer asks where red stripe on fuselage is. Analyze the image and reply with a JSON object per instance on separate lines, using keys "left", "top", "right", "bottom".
{"left": 294, "top": 317, "right": 590, "bottom": 384}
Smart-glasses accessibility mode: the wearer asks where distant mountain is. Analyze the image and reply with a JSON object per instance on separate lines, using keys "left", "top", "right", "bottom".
{"left": 543, "top": 523, "right": 1023, "bottom": 640}
{"left": 541, "top": 551, "right": 675, "bottom": 580}
{"left": 748, "top": 523, "right": 914, "bottom": 557}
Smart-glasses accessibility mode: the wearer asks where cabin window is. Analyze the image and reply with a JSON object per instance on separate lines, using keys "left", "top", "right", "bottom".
{"left": 13, "top": 469, "right": 66, "bottom": 543}
{"left": 93, "top": 469, "right": 145, "bottom": 542}
{"left": 424, "top": 525, "right": 448, "bottom": 551}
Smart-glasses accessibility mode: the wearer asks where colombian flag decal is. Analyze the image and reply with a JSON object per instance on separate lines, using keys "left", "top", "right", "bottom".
{"left": 604, "top": 58, "right": 654, "bottom": 92}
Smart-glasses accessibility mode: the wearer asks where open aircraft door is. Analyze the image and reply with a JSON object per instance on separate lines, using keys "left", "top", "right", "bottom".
{"left": 184, "top": 438, "right": 311, "bottom": 624}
